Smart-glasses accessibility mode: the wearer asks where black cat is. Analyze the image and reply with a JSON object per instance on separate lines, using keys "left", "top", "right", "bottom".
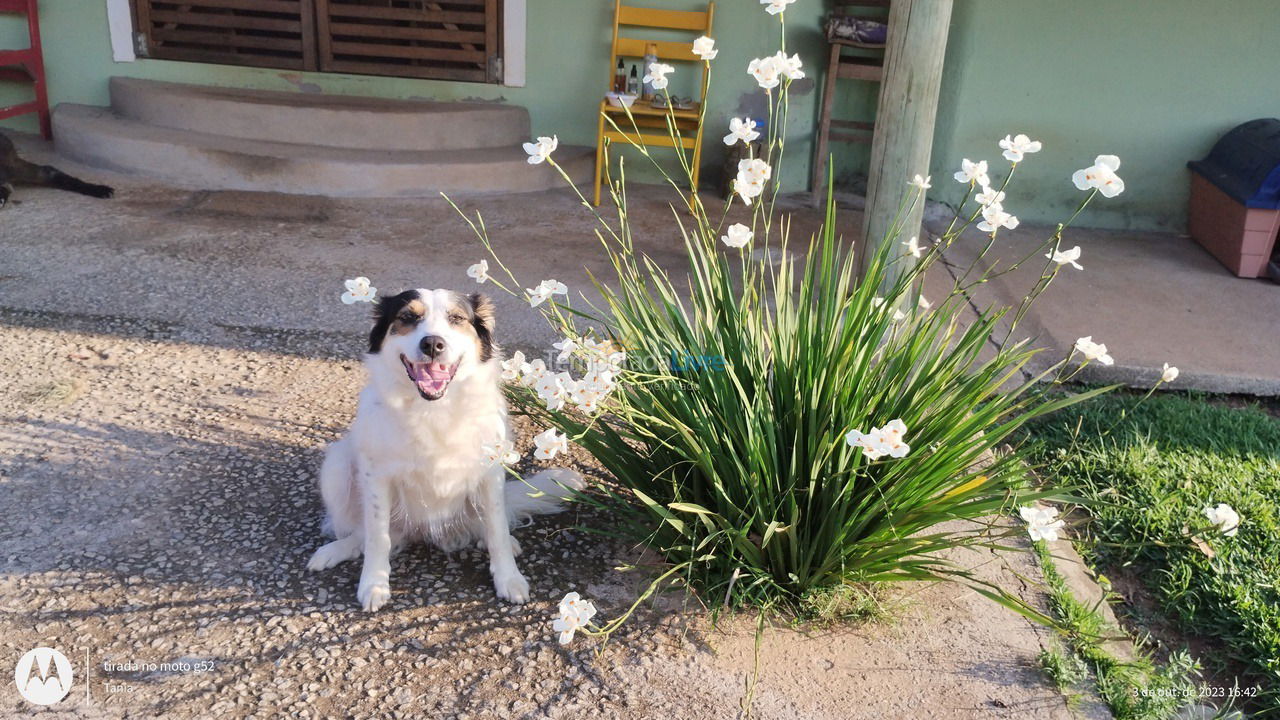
{"left": 0, "top": 132, "right": 113, "bottom": 208}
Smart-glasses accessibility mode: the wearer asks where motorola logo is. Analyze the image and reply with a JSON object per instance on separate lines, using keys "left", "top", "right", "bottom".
{"left": 14, "top": 647, "right": 74, "bottom": 706}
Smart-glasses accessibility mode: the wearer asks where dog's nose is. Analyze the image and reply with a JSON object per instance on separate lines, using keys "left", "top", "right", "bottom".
{"left": 419, "top": 335, "right": 447, "bottom": 358}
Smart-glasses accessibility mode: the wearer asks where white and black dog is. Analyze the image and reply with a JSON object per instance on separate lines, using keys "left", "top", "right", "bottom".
{"left": 307, "top": 289, "right": 580, "bottom": 611}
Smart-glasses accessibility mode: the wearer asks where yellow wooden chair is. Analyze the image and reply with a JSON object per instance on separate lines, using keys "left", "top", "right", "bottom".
{"left": 593, "top": 0, "right": 714, "bottom": 206}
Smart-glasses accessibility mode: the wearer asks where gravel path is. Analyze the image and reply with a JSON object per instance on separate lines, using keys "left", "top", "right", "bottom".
{"left": 1, "top": 134, "right": 1090, "bottom": 718}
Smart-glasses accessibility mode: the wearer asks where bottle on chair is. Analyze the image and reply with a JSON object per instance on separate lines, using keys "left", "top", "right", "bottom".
{"left": 614, "top": 59, "right": 627, "bottom": 93}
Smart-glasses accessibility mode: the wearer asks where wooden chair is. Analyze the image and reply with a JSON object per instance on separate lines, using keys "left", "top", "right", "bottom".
{"left": 811, "top": 0, "right": 890, "bottom": 206}
{"left": 593, "top": 0, "right": 714, "bottom": 207}
{"left": 0, "top": 0, "right": 50, "bottom": 140}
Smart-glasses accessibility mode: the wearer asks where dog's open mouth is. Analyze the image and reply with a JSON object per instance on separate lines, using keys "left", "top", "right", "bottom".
{"left": 400, "top": 354, "right": 459, "bottom": 400}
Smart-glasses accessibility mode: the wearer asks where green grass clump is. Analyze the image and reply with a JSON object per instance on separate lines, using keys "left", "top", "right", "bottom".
{"left": 1034, "top": 542, "right": 1201, "bottom": 719}
{"left": 1027, "top": 393, "right": 1280, "bottom": 713}
{"left": 1039, "top": 643, "right": 1088, "bottom": 691}
{"left": 797, "top": 583, "right": 886, "bottom": 627}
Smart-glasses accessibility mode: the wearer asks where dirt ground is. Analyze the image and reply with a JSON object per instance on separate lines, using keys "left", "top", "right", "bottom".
{"left": 0, "top": 138, "right": 1094, "bottom": 718}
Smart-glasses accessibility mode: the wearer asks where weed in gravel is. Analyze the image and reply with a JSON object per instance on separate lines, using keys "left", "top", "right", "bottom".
{"left": 796, "top": 583, "right": 887, "bottom": 628}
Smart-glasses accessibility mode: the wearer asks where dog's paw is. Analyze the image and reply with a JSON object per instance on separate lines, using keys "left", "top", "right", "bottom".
{"left": 493, "top": 568, "right": 530, "bottom": 604}
{"left": 306, "top": 538, "right": 359, "bottom": 571}
{"left": 357, "top": 578, "right": 392, "bottom": 612}
{"left": 509, "top": 536, "right": 522, "bottom": 557}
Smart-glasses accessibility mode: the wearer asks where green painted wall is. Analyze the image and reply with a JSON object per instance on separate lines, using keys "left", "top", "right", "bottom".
{"left": 4, "top": 1, "right": 1278, "bottom": 232}
{"left": 932, "top": 0, "right": 1280, "bottom": 232}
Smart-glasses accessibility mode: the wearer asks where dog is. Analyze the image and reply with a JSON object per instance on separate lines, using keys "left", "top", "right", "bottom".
{"left": 0, "top": 132, "right": 113, "bottom": 209}
{"left": 307, "top": 288, "right": 581, "bottom": 611}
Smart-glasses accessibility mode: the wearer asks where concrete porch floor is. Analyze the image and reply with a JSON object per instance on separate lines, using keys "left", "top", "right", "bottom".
{"left": 2, "top": 131, "right": 1277, "bottom": 396}
{"left": 937, "top": 218, "right": 1280, "bottom": 396}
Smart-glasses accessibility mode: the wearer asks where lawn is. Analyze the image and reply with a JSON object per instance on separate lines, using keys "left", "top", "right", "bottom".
{"left": 1026, "top": 392, "right": 1280, "bottom": 714}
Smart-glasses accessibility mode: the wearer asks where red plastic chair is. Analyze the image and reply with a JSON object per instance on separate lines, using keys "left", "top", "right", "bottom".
{"left": 0, "top": 0, "right": 51, "bottom": 140}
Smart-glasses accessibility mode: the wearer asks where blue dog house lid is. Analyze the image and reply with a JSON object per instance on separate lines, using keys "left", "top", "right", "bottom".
{"left": 1187, "top": 118, "right": 1280, "bottom": 209}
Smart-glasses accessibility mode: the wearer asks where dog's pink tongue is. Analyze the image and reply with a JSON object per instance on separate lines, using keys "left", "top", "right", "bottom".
{"left": 412, "top": 362, "right": 452, "bottom": 394}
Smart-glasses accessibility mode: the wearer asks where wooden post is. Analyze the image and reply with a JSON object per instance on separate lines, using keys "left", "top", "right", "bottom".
{"left": 859, "top": 0, "right": 953, "bottom": 279}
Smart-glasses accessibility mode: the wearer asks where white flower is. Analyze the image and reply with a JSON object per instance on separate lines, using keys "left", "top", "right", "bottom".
{"left": 977, "top": 203, "right": 1019, "bottom": 233}
{"left": 466, "top": 259, "right": 490, "bottom": 284}
{"left": 845, "top": 420, "right": 910, "bottom": 460}
{"left": 500, "top": 351, "right": 526, "bottom": 381}
{"left": 1203, "top": 503, "right": 1240, "bottom": 537}
{"left": 692, "top": 35, "right": 717, "bottom": 60}
{"left": 999, "top": 133, "right": 1042, "bottom": 163}
{"left": 1019, "top": 505, "right": 1066, "bottom": 542}
{"left": 520, "top": 358, "right": 548, "bottom": 386}
{"left": 558, "top": 592, "right": 597, "bottom": 622}
{"left": 909, "top": 174, "right": 932, "bottom": 190}
{"left": 552, "top": 609, "right": 585, "bottom": 645}
{"left": 532, "top": 428, "right": 568, "bottom": 461}
{"left": 747, "top": 55, "right": 781, "bottom": 90}
{"left": 880, "top": 418, "right": 907, "bottom": 441}
{"left": 590, "top": 350, "right": 626, "bottom": 379}
{"left": 723, "top": 117, "right": 761, "bottom": 146}
{"left": 578, "top": 369, "right": 617, "bottom": 406}
{"left": 341, "top": 277, "right": 377, "bottom": 304}
{"left": 722, "top": 223, "right": 753, "bottom": 248}
{"left": 974, "top": 185, "right": 1005, "bottom": 207}
{"left": 1072, "top": 155, "right": 1125, "bottom": 198}
{"left": 527, "top": 279, "right": 568, "bottom": 307}
{"left": 1045, "top": 245, "right": 1083, "bottom": 270}
{"left": 953, "top": 158, "right": 990, "bottom": 187}
{"left": 903, "top": 236, "right": 924, "bottom": 259}
{"left": 480, "top": 439, "right": 519, "bottom": 467}
{"left": 643, "top": 62, "right": 675, "bottom": 91}
{"left": 734, "top": 158, "right": 772, "bottom": 204}
{"left": 776, "top": 51, "right": 804, "bottom": 81}
{"left": 522, "top": 135, "right": 558, "bottom": 165}
{"left": 917, "top": 296, "right": 931, "bottom": 311}
{"left": 1074, "top": 336, "right": 1114, "bottom": 366}
{"left": 760, "top": 0, "right": 797, "bottom": 15}
{"left": 571, "top": 384, "right": 605, "bottom": 415}
{"left": 553, "top": 337, "right": 579, "bottom": 363}
{"left": 534, "top": 372, "right": 575, "bottom": 411}
{"left": 552, "top": 592, "right": 598, "bottom": 645}
{"left": 879, "top": 425, "right": 910, "bottom": 458}
{"left": 845, "top": 429, "right": 886, "bottom": 460}
{"left": 1161, "top": 363, "right": 1179, "bottom": 383}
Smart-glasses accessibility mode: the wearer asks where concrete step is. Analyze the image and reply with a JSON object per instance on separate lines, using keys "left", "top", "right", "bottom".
{"left": 108, "top": 77, "right": 530, "bottom": 151}
{"left": 53, "top": 104, "right": 592, "bottom": 197}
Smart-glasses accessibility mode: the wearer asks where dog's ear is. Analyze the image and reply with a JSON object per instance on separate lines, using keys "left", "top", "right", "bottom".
{"left": 469, "top": 292, "right": 496, "bottom": 362}
{"left": 368, "top": 290, "right": 418, "bottom": 354}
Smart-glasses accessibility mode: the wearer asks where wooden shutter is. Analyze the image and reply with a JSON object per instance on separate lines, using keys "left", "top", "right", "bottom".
{"left": 135, "top": 0, "right": 317, "bottom": 71}
{"left": 316, "top": 0, "right": 499, "bottom": 83}
{"left": 131, "top": 0, "right": 500, "bottom": 83}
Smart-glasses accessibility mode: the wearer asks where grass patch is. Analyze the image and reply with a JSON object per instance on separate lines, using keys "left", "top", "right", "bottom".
{"left": 16, "top": 378, "right": 85, "bottom": 407}
{"left": 796, "top": 583, "right": 887, "bottom": 627}
{"left": 1034, "top": 541, "right": 1202, "bottom": 719}
{"left": 1039, "top": 641, "right": 1088, "bottom": 691}
{"left": 1027, "top": 392, "right": 1279, "bottom": 714}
